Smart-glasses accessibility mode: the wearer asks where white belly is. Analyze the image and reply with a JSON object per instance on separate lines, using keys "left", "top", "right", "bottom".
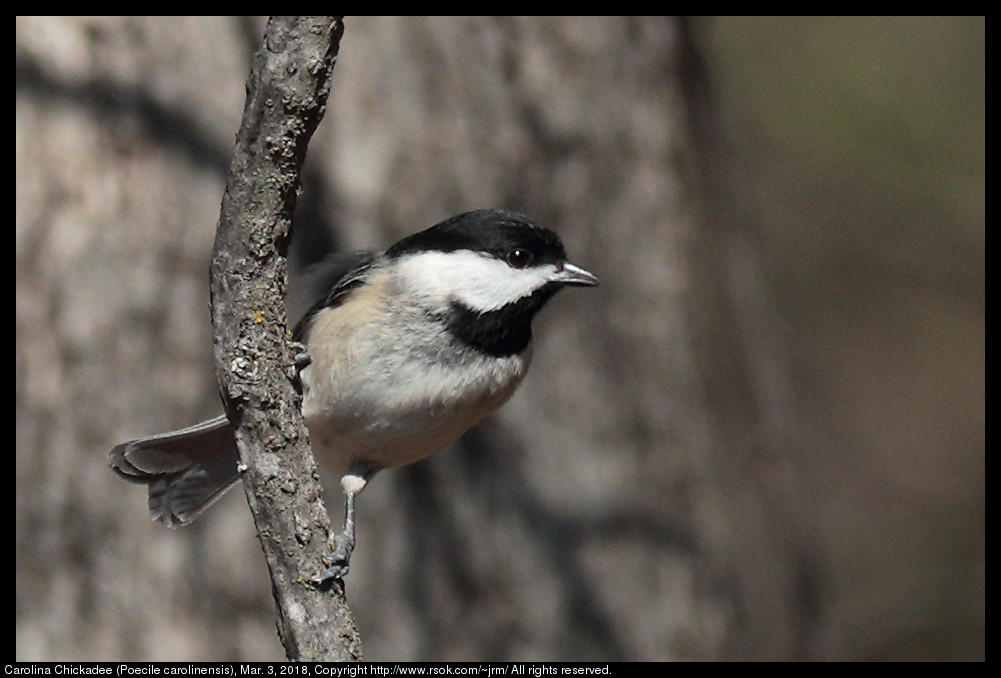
{"left": 299, "top": 277, "right": 530, "bottom": 478}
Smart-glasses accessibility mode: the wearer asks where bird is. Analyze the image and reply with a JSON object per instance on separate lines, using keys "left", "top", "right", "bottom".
{"left": 109, "top": 208, "right": 599, "bottom": 577}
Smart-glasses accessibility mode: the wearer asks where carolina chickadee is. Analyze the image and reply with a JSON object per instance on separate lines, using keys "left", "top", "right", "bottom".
{"left": 110, "top": 209, "right": 599, "bottom": 576}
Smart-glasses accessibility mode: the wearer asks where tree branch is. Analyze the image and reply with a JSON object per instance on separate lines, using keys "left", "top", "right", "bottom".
{"left": 208, "top": 16, "right": 361, "bottom": 661}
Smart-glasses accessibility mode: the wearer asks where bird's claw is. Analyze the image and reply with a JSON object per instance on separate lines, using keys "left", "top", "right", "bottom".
{"left": 290, "top": 342, "right": 312, "bottom": 371}
{"left": 288, "top": 341, "right": 311, "bottom": 394}
{"left": 307, "top": 532, "right": 354, "bottom": 585}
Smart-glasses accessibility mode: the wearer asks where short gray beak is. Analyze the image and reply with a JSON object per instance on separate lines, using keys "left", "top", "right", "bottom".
{"left": 553, "top": 261, "right": 600, "bottom": 287}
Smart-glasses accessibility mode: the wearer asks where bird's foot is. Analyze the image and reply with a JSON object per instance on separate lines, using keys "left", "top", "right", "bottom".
{"left": 307, "top": 530, "right": 355, "bottom": 585}
{"left": 288, "top": 341, "right": 311, "bottom": 394}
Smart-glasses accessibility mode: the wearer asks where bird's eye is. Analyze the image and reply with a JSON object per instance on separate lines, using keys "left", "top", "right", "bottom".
{"left": 507, "top": 248, "right": 533, "bottom": 269}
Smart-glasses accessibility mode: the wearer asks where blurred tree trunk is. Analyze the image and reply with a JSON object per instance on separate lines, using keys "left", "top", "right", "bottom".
{"left": 10, "top": 15, "right": 797, "bottom": 662}
{"left": 310, "top": 16, "right": 742, "bottom": 660}
{"left": 16, "top": 16, "right": 983, "bottom": 662}
{"left": 17, "top": 16, "right": 286, "bottom": 661}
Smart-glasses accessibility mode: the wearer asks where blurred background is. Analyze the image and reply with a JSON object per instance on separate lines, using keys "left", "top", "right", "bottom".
{"left": 16, "top": 17, "right": 984, "bottom": 661}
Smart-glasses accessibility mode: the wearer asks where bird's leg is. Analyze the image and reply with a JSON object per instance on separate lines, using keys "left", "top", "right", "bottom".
{"left": 312, "top": 473, "right": 367, "bottom": 583}
{"left": 328, "top": 489, "right": 357, "bottom": 571}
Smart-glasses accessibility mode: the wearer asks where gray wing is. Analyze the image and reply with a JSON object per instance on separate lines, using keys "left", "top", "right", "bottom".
{"left": 290, "top": 249, "right": 381, "bottom": 342}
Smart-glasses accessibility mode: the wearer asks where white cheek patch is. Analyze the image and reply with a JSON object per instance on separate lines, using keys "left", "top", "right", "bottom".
{"left": 395, "top": 250, "right": 555, "bottom": 313}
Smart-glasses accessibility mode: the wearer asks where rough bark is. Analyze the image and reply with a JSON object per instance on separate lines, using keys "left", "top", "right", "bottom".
{"left": 208, "top": 16, "right": 361, "bottom": 661}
